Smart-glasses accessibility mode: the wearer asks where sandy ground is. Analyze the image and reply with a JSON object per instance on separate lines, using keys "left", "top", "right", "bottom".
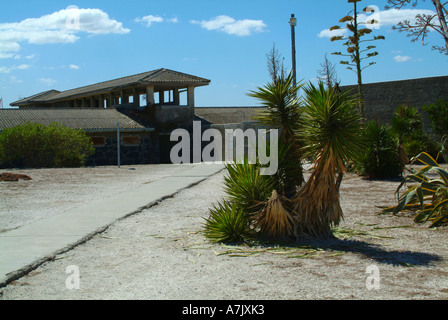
{"left": 0, "top": 165, "right": 447, "bottom": 300}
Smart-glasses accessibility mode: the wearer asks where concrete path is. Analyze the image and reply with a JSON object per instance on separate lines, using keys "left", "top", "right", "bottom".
{"left": 0, "top": 163, "right": 224, "bottom": 287}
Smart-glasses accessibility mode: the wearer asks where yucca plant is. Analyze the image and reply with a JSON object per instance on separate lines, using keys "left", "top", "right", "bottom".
{"left": 223, "top": 160, "right": 277, "bottom": 216}
{"left": 248, "top": 72, "right": 305, "bottom": 191}
{"left": 222, "top": 143, "right": 299, "bottom": 239}
{"left": 293, "top": 81, "right": 364, "bottom": 238}
{"left": 203, "top": 200, "right": 250, "bottom": 243}
{"left": 382, "top": 152, "right": 448, "bottom": 228}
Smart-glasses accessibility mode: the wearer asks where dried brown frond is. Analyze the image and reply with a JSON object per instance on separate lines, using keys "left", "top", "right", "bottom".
{"left": 254, "top": 190, "right": 296, "bottom": 239}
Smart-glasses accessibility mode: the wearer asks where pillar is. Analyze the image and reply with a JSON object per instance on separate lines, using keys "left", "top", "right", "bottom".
{"left": 159, "top": 91, "right": 165, "bottom": 105}
{"left": 121, "top": 90, "right": 129, "bottom": 104}
{"left": 173, "top": 88, "right": 180, "bottom": 105}
{"left": 133, "top": 88, "right": 139, "bottom": 107}
{"left": 187, "top": 85, "right": 195, "bottom": 107}
{"left": 146, "top": 85, "right": 155, "bottom": 106}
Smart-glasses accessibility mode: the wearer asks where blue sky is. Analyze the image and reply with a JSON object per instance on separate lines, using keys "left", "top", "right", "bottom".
{"left": 0, "top": 0, "right": 447, "bottom": 108}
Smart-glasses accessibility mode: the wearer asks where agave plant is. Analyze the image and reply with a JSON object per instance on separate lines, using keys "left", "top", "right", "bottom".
{"left": 203, "top": 200, "right": 250, "bottom": 243}
{"left": 293, "top": 81, "right": 364, "bottom": 238}
{"left": 382, "top": 152, "right": 448, "bottom": 228}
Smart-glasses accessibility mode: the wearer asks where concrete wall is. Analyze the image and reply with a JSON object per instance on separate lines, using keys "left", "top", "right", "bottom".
{"left": 155, "top": 105, "right": 194, "bottom": 131}
{"left": 204, "top": 121, "right": 275, "bottom": 161}
{"left": 340, "top": 76, "right": 448, "bottom": 129}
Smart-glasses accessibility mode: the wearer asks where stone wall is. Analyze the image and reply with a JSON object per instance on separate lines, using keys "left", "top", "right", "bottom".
{"left": 340, "top": 75, "right": 448, "bottom": 130}
{"left": 86, "top": 131, "right": 158, "bottom": 166}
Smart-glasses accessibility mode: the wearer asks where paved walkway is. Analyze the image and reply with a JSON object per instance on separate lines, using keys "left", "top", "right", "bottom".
{"left": 0, "top": 163, "right": 224, "bottom": 287}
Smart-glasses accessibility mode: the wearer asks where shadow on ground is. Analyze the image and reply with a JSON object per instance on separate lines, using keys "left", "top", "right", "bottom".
{"left": 299, "top": 238, "right": 442, "bottom": 267}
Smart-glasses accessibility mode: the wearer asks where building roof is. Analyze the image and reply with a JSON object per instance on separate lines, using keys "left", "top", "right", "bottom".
{"left": 0, "top": 108, "right": 151, "bottom": 131}
{"left": 194, "top": 107, "right": 267, "bottom": 125}
{"left": 11, "top": 68, "right": 211, "bottom": 106}
{"left": 12, "top": 90, "right": 62, "bottom": 106}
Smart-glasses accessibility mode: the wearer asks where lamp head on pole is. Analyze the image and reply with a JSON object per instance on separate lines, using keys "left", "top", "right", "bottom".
{"left": 289, "top": 14, "right": 297, "bottom": 27}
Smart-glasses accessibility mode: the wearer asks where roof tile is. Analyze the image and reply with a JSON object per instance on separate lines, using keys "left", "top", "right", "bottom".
{"left": 0, "top": 108, "right": 149, "bottom": 131}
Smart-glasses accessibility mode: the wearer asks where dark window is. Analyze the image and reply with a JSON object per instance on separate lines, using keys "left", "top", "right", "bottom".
{"left": 122, "top": 136, "right": 140, "bottom": 146}
{"left": 91, "top": 136, "right": 106, "bottom": 147}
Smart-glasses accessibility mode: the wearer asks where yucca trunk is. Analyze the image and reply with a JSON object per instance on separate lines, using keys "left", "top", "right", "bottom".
{"left": 293, "top": 146, "right": 345, "bottom": 238}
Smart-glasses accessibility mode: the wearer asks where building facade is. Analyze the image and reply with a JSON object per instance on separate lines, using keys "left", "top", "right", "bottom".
{"left": 1, "top": 68, "right": 211, "bottom": 167}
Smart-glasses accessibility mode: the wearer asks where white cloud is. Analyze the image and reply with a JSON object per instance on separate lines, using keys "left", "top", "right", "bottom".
{"left": 135, "top": 15, "right": 179, "bottom": 27}
{"left": 135, "top": 15, "right": 164, "bottom": 27}
{"left": 317, "top": 28, "right": 347, "bottom": 38}
{"left": 0, "top": 64, "right": 30, "bottom": 73}
{"left": 166, "top": 17, "right": 179, "bottom": 24}
{"left": 394, "top": 55, "right": 412, "bottom": 62}
{"left": 318, "top": 8, "right": 436, "bottom": 38}
{"left": 0, "top": 6, "right": 130, "bottom": 57}
{"left": 373, "top": 8, "right": 436, "bottom": 27}
{"left": 38, "top": 78, "right": 56, "bottom": 86}
{"left": 69, "top": 64, "right": 80, "bottom": 70}
{"left": 0, "top": 52, "right": 21, "bottom": 59}
{"left": 190, "top": 15, "right": 266, "bottom": 36}
{"left": 10, "top": 75, "right": 23, "bottom": 83}
{"left": 16, "top": 64, "right": 30, "bottom": 70}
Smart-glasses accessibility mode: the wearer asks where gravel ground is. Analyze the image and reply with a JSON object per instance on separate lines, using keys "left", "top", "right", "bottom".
{"left": 0, "top": 166, "right": 447, "bottom": 300}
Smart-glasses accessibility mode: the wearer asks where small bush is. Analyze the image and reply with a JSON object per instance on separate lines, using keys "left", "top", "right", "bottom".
{"left": 404, "top": 132, "right": 441, "bottom": 161}
{"left": 0, "top": 122, "right": 95, "bottom": 168}
{"left": 422, "top": 99, "right": 448, "bottom": 139}
{"left": 355, "top": 121, "right": 403, "bottom": 179}
{"left": 203, "top": 200, "right": 250, "bottom": 243}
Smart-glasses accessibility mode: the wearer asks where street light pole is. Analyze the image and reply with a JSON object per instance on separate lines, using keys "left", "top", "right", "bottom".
{"left": 289, "top": 14, "right": 297, "bottom": 86}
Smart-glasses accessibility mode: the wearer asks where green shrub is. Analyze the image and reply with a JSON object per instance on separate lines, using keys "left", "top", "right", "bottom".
{"left": 203, "top": 200, "right": 250, "bottom": 243}
{"left": 404, "top": 132, "right": 441, "bottom": 161}
{"left": 0, "top": 122, "right": 95, "bottom": 168}
{"left": 422, "top": 99, "right": 448, "bottom": 139}
{"left": 355, "top": 121, "right": 403, "bottom": 179}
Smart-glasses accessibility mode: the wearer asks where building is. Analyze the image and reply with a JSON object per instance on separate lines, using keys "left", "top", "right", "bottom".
{"left": 0, "top": 68, "right": 211, "bottom": 166}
